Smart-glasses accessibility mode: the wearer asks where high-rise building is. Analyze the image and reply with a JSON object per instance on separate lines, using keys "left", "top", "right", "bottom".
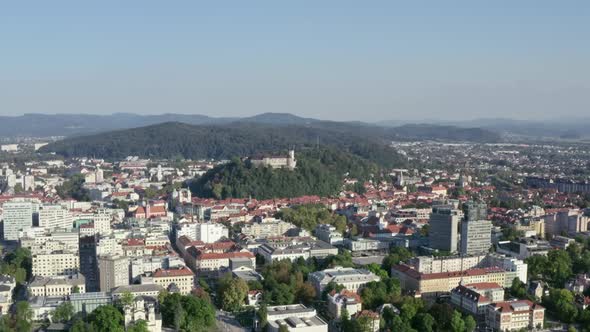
{"left": 460, "top": 202, "right": 492, "bottom": 255}
{"left": 2, "top": 201, "right": 34, "bottom": 240}
{"left": 38, "top": 205, "right": 73, "bottom": 230}
{"left": 23, "top": 175, "right": 35, "bottom": 192}
{"left": 195, "top": 222, "right": 228, "bottom": 243}
{"left": 80, "top": 235, "right": 100, "bottom": 292}
{"left": 464, "top": 201, "right": 488, "bottom": 222}
{"left": 460, "top": 219, "right": 492, "bottom": 255}
{"left": 98, "top": 255, "right": 129, "bottom": 292}
{"left": 429, "top": 205, "right": 460, "bottom": 253}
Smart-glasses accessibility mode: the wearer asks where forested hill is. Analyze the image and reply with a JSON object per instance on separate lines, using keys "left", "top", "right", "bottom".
{"left": 39, "top": 121, "right": 410, "bottom": 167}
{"left": 189, "top": 148, "right": 382, "bottom": 199}
{"left": 40, "top": 118, "right": 500, "bottom": 161}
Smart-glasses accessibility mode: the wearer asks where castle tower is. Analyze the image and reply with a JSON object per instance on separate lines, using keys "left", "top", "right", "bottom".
{"left": 287, "top": 150, "right": 296, "bottom": 170}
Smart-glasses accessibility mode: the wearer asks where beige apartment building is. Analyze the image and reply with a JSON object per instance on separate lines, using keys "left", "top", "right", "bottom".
{"left": 150, "top": 267, "right": 194, "bottom": 295}
{"left": 28, "top": 274, "right": 86, "bottom": 297}
{"left": 392, "top": 264, "right": 507, "bottom": 298}
{"left": 32, "top": 251, "right": 79, "bottom": 277}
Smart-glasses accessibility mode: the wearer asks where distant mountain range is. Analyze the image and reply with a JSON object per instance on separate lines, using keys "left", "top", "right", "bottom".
{"left": 2, "top": 112, "right": 502, "bottom": 140}
{"left": 38, "top": 113, "right": 501, "bottom": 161}
{"left": 2, "top": 112, "right": 588, "bottom": 141}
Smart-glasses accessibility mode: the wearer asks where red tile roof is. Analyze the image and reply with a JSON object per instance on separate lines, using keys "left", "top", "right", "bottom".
{"left": 198, "top": 251, "right": 254, "bottom": 260}
{"left": 153, "top": 267, "right": 194, "bottom": 278}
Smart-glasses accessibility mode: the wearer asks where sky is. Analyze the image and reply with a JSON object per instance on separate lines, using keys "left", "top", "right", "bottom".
{"left": 1, "top": 1, "right": 589, "bottom": 121}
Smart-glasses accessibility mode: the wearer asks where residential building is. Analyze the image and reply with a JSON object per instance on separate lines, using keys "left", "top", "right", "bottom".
{"left": 0, "top": 275, "right": 16, "bottom": 315}
{"left": 38, "top": 204, "right": 73, "bottom": 230}
{"left": 308, "top": 266, "right": 381, "bottom": 295}
{"left": 2, "top": 201, "right": 34, "bottom": 241}
{"left": 32, "top": 251, "right": 79, "bottom": 277}
{"left": 451, "top": 282, "right": 504, "bottom": 315}
{"left": 460, "top": 219, "right": 492, "bottom": 256}
{"left": 315, "top": 224, "right": 344, "bottom": 246}
{"left": 195, "top": 222, "right": 228, "bottom": 243}
{"left": 392, "top": 264, "right": 511, "bottom": 298}
{"left": 327, "top": 289, "right": 363, "bottom": 319}
{"left": 186, "top": 249, "right": 255, "bottom": 274}
{"left": 543, "top": 209, "right": 590, "bottom": 236}
{"left": 242, "top": 218, "right": 297, "bottom": 239}
{"left": 20, "top": 229, "right": 79, "bottom": 254}
{"left": 409, "top": 255, "right": 487, "bottom": 274}
{"left": 408, "top": 254, "right": 527, "bottom": 285}
{"left": 28, "top": 274, "right": 86, "bottom": 297}
{"left": 485, "top": 300, "right": 544, "bottom": 331}
{"left": 98, "top": 255, "right": 129, "bottom": 292}
{"left": 265, "top": 304, "right": 328, "bottom": 332}
{"left": 352, "top": 310, "right": 380, "bottom": 332}
{"left": 145, "top": 267, "right": 194, "bottom": 295}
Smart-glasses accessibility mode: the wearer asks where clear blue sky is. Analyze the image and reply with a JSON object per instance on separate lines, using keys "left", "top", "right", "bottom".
{"left": 1, "top": 1, "right": 588, "bottom": 121}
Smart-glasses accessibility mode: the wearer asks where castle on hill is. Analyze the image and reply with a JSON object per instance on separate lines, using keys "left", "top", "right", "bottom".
{"left": 249, "top": 150, "right": 296, "bottom": 170}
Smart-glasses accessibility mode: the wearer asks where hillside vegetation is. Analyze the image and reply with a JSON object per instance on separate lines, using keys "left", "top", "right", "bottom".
{"left": 40, "top": 114, "right": 501, "bottom": 161}
{"left": 189, "top": 148, "right": 384, "bottom": 199}
{"left": 40, "top": 121, "right": 410, "bottom": 166}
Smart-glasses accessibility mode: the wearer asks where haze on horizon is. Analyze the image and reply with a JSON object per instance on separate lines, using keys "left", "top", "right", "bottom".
{"left": 1, "top": 1, "right": 589, "bottom": 122}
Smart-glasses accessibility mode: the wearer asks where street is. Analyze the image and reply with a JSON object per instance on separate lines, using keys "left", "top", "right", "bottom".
{"left": 216, "top": 310, "right": 249, "bottom": 332}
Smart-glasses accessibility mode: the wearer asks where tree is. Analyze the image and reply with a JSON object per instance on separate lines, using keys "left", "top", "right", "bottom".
{"left": 400, "top": 298, "right": 422, "bottom": 322}
{"left": 55, "top": 174, "right": 90, "bottom": 201}
{"left": 15, "top": 301, "right": 33, "bottom": 332}
{"left": 382, "top": 247, "right": 413, "bottom": 273}
{"left": 160, "top": 293, "right": 216, "bottom": 331}
{"left": 341, "top": 308, "right": 351, "bottom": 332}
{"left": 464, "top": 315, "right": 476, "bottom": 332}
{"left": 87, "top": 305, "right": 124, "bottom": 332}
{"left": 429, "top": 303, "right": 454, "bottom": 331}
{"left": 365, "top": 263, "right": 389, "bottom": 280}
{"left": 13, "top": 183, "right": 24, "bottom": 194}
{"left": 218, "top": 275, "right": 249, "bottom": 312}
{"left": 279, "top": 325, "right": 290, "bottom": 332}
{"left": 391, "top": 315, "right": 415, "bottom": 332}
{"left": 127, "top": 320, "right": 149, "bottom": 332}
{"left": 69, "top": 318, "right": 90, "bottom": 332}
{"left": 321, "top": 281, "right": 345, "bottom": 300}
{"left": 257, "top": 304, "right": 268, "bottom": 329}
{"left": 52, "top": 301, "right": 74, "bottom": 323}
{"left": 117, "top": 291, "right": 135, "bottom": 310}
{"left": 350, "top": 224, "right": 359, "bottom": 236}
{"left": 450, "top": 310, "right": 465, "bottom": 332}
{"left": 509, "top": 277, "right": 527, "bottom": 299}
{"left": 296, "top": 282, "right": 316, "bottom": 305}
{"left": 547, "top": 249, "right": 573, "bottom": 286}
{"left": 413, "top": 313, "right": 434, "bottom": 332}
{"left": 72, "top": 285, "right": 80, "bottom": 293}
{"left": 543, "top": 289, "right": 578, "bottom": 323}
{"left": 526, "top": 255, "right": 549, "bottom": 280}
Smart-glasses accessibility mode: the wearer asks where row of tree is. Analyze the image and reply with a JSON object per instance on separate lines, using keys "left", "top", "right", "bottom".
{"left": 276, "top": 204, "right": 348, "bottom": 233}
